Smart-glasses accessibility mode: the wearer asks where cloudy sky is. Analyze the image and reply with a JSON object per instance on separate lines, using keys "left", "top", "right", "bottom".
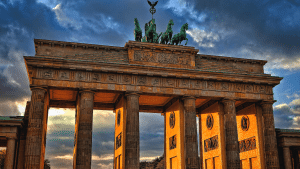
{"left": 0, "top": 0, "right": 299, "bottom": 168}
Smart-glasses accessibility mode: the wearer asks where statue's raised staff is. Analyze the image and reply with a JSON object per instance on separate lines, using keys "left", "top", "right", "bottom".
{"left": 160, "top": 19, "right": 174, "bottom": 44}
{"left": 134, "top": 18, "right": 142, "bottom": 42}
{"left": 171, "top": 23, "right": 189, "bottom": 45}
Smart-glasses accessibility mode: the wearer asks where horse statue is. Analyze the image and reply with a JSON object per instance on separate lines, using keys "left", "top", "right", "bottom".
{"left": 144, "top": 19, "right": 162, "bottom": 43}
{"left": 171, "top": 23, "right": 188, "bottom": 45}
{"left": 134, "top": 18, "right": 142, "bottom": 42}
{"left": 160, "top": 19, "right": 174, "bottom": 44}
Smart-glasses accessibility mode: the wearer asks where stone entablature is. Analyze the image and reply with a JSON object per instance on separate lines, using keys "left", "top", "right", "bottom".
{"left": 24, "top": 59, "right": 278, "bottom": 101}
{"left": 34, "top": 39, "right": 268, "bottom": 75}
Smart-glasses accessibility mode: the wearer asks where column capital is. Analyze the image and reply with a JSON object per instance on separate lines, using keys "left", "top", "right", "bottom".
{"left": 125, "top": 92, "right": 140, "bottom": 97}
{"left": 182, "top": 96, "right": 196, "bottom": 100}
{"left": 6, "top": 137, "right": 17, "bottom": 140}
{"left": 221, "top": 98, "right": 236, "bottom": 103}
{"left": 79, "top": 90, "right": 95, "bottom": 94}
{"left": 260, "top": 100, "right": 277, "bottom": 105}
{"left": 30, "top": 86, "right": 47, "bottom": 92}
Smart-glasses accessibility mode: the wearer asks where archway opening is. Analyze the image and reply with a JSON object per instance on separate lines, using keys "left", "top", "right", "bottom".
{"left": 140, "top": 112, "right": 165, "bottom": 167}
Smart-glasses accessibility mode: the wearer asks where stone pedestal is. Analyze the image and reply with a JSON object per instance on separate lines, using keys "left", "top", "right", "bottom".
{"left": 4, "top": 137, "right": 16, "bottom": 169}
{"left": 24, "top": 87, "right": 49, "bottom": 169}
{"left": 261, "top": 101, "right": 280, "bottom": 169}
{"left": 183, "top": 97, "right": 199, "bottom": 168}
{"left": 283, "top": 147, "right": 292, "bottom": 169}
{"left": 73, "top": 91, "right": 94, "bottom": 169}
{"left": 222, "top": 99, "right": 240, "bottom": 169}
{"left": 125, "top": 93, "right": 140, "bottom": 169}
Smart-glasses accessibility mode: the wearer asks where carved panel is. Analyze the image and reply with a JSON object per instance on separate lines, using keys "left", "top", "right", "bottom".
{"left": 107, "top": 74, "right": 117, "bottom": 83}
{"left": 137, "top": 76, "right": 147, "bottom": 85}
{"left": 241, "top": 115, "right": 250, "bottom": 131}
{"left": 151, "top": 77, "right": 160, "bottom": 86}
{"left": 41, "top": 69, "right": 54, "bottom": 79}
{"left": 191, "top": 80, "right": 203, "bottom": 89}
{"left": 169, "top": 112, "right": 175, "bottom": 129}
{"left": 239, "top": 136, "right": 256, "bottom": 152}
{"left": 116, "top": 133, "right": 122, "bottom": 149}
{"left": 117, "top": 110, "right": 121, "bottom": 126}
{"left": 204, "top": 135, "right": 218, "bottom": 152}
{"left": 169, "top": 135, "right": 176, "bottom": 150}
{"left": 163, "top": 78, "right": 175, "bottom": 87}
{"left": 59, "top": 71, "right": 70, "bottom": 80}
{"left": 245, "top": 84, "right": 254, "bottom": 93}
{"left": 75, "top": 72, "right": 86, "bottom": 81}
{"left": 220, "top": 82, "right": 229, "bottom": 91}
{"left": 134, "top": 50, "right": 191, "bottom": 65}
{"left": 122, "top": 75, "right": 131, "bottom": 84}
{"left": 179, "top": 79, "right": 190, "bottom": 88}
{"left": 206, "top": 114, "right": 214, "bottom": 130}
{"left": 91, "top": 73, "right": 101, "bottom": 82}
{"left": 207, "top": 81, "right": 215, "bottom": 90}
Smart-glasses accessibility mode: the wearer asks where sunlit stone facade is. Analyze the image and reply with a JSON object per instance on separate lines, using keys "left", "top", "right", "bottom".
{"left": 0, "top": 39, "right": 288, "bottom": 169}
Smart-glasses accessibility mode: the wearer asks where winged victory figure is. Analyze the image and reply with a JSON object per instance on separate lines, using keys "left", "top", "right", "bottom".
{"left": 147, "top": 0, "right": 158, "bottom": 8}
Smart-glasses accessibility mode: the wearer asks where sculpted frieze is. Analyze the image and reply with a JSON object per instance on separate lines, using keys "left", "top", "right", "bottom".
{"left": 34, "top": 68, "right": 274, "bottom": 98}
{"left": 134, "top": 50, "right": 191, "bottom": 65}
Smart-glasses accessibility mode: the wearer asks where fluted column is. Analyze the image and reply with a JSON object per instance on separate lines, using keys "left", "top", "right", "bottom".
{"left": 221, "top": 99, "right": 240, "bottom": 169}
{"left": 4, "top": 137, "right": 16, "bottom": 169}
{"left": 73, "top": 90, "right": 94, "bottom": 169}
{"left": 283, "top": 147, "right": 292, "bottom": 169}
{"left": 183, "top": 96, "right": 199, "bottom": 169}
{"left": 125, "top": 93, "right": 139, "bottom": 169}
{"left": 25, "top": 87, "right": 49, "bottom": 169}
{"left": 261, "top": 101, "right": 280, "bottom": 169}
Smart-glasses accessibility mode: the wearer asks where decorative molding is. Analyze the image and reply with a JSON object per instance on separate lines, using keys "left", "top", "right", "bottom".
{"left": 204, "top": 135, "right": 218, "bottom": 152}
{"left": 239, "top": 136, "right": 256, "bottom": 152}
{"left": 33, "top": 68, "right": 275, "bottom": 99}
{"left": 169, "top": 135, "right": 176, "bottom": 150}
{"left": 116, "top": 132, "right": 122, "bottom": 149}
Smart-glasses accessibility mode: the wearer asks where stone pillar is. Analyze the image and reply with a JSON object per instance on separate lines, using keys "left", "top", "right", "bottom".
{"left": 221, "top": 99, "right": 240, "bottom": 169}
{"left": 163, "top": 112, "right": 166, "bottom": 169}
{"left": 24, "top": 87, "right": 49, "bottom": 169}
{"left": 283, "top": 147, "right": 292, "bottom": 169}
{"left": 125, "top": 93, "right": 139, "bottom": 169}
{"left": 261, "top": 101, "right": 280, "bottom": 169}
{"left": 4, "top": 137, "right": 16, "bottom": 169}
{"left": 73, "top": 90, "right": 94, "bottom": 169}
{"left": 183, "top": 97, "right": 199, "bottom": 168}
{"left": 198, "top": 114, "right": 203, "bottom": 169}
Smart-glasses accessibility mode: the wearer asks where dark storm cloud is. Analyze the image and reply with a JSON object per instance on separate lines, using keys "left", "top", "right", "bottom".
{"left": 180, "top": 0, "right": 300, "bottom": 67}
{"left": 0, "top": 0, "right": 71, "bottom": 115}
{"left": 274, "top": 99, "right": 300, "bottom": 129}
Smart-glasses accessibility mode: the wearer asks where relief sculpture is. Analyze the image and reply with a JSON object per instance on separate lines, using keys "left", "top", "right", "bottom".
{"left": 169, "top": 135, "right": 176, "bottom": 150}
{"left": 204, "top": 135, "right": 218, "bottom": 152}
{"left": 239, "top": 136, "right": 256, "bottom": 152}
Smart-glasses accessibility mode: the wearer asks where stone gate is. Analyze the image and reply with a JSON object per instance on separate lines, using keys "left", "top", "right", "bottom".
{"left": 18, "top": 39, "right": 282, "bottom": 169}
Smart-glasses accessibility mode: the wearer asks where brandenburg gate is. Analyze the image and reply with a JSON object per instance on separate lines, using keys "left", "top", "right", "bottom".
{"left": 21, "top": 38, "right": 282, "bottom": 169}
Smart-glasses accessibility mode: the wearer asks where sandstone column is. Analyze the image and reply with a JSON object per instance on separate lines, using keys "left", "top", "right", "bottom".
{"left": 221, "top": 99, "right": 240, "bottom": 169}
{"left": 283, "top": 147, "right": 292, "bottom": 169}
{"left": 261, "top": 101, "right": 280, "bottom": 169}
{"left": 198, "top": 114, "right": 203, "bottom": 169}
{"left": 183, "top": 97, "right": 200, "bottom": 169}
{"left": 4, "top": 137, "right": 16, "bottom": 169}
{"left": 125, "top": 93, "right": 139, "bottom": 169}
{"left": 25, "top": 87, "right": 49, "bottom": 169}
{"left": 73, "top": 90, "right": 94, "bottom": 169}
